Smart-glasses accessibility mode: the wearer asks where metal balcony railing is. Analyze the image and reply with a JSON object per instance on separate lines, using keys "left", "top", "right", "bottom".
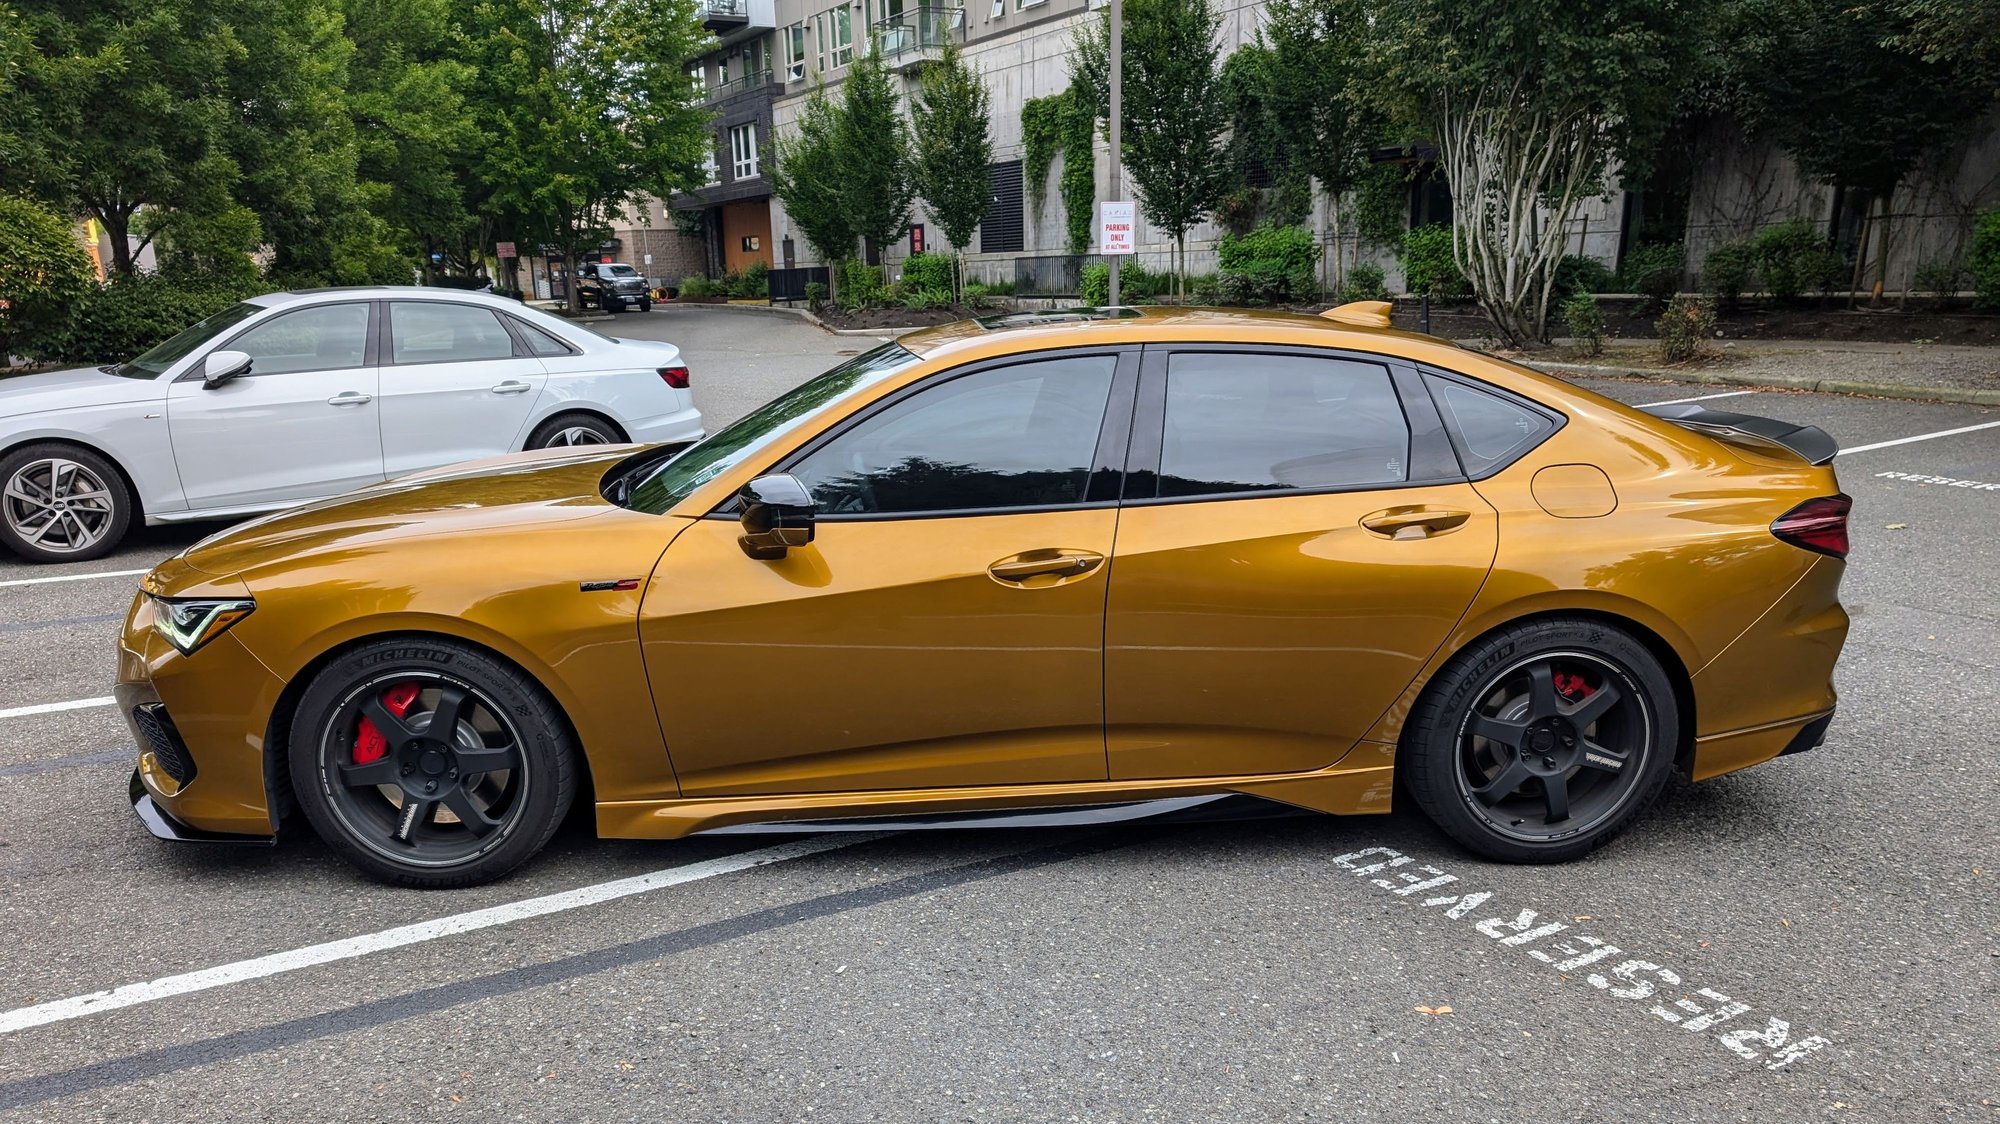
{"left": 708, "top": 67, "right": 776, "bottom": 99}
{"left": 870, "top": 6, "right": 964, "bottom": 61}
{"left": 700, "top": 0, "right": 747, "bottom": 21}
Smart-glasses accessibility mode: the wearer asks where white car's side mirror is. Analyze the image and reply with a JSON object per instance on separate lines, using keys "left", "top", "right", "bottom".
{"left": 202, "top": 350, "right": 252, "bottom": 389}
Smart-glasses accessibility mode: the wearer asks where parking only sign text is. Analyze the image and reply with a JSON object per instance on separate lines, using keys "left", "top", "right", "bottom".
{"left": 1099, "top": 202, "right": 1136, "bottom": 255}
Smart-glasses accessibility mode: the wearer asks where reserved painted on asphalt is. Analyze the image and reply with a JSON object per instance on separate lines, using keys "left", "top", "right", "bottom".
{"left": 1875, "top": 470, "right": 2000, "bottom": 491}
{"left": 1333, "top": 846, "right": 1832, "bottom": 1072}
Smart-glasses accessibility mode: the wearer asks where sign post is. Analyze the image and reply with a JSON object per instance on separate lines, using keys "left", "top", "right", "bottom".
{"left": 1107, "top": 0, "right": 1123, "bottom": 306}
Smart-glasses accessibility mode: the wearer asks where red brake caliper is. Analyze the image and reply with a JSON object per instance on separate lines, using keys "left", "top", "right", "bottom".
{"left": 353, "top": 682, "right": 421, "bottom": 764}
{"left": 1554, "top": 671, "right": 1595, "bottom": 704}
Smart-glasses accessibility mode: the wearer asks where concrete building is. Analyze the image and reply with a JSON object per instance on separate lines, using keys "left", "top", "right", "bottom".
{"left": 642, "top": 0, "right": 2000, "bottom": 298}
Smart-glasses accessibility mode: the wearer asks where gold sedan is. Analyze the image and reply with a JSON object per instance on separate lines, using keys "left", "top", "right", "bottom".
{"left": 118, "top": 305, "right": 1850, "bottom": 887}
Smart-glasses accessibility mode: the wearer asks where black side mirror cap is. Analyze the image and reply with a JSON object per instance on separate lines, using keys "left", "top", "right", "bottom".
{"left": 737, "top": 473, "right": 817, "bottom": 560}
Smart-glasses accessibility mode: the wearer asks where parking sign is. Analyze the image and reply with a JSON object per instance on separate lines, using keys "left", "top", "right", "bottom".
{"left": 1099, "top": 202, "right": 1136, "bottom": 255}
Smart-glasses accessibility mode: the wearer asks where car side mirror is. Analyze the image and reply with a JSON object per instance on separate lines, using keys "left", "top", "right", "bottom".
{"left": 201, "top": 350, "right": 252, "bottom": 389}
{"left": 737, "top": 474, "right": 816, "bottom": 560}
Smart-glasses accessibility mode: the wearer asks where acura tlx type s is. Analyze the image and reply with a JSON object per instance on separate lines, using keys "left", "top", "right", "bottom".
{"left": 118, "top": 305, "right": 1851, "bottom": 888}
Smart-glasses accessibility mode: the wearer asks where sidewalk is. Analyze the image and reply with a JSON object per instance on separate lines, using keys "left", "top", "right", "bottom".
{"left": 1516, "top": 338, "right": 2000, "bottom": 406}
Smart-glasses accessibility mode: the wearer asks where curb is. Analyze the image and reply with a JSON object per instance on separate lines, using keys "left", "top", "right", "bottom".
{"left": 652, "top": 301, "right": 929, "bottom": 337}
{"left": 1530, "top": 360, "right": 2000, "bottom": 408}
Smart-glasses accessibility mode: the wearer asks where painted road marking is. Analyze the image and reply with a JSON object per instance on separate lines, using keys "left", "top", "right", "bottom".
{"left": 1333, "top": 846, "right": 1832, "bottom": 1072}
{"left": 1874, "top": 470, "right": 2000, "bottom": 491}
{"left": 0, "top": 568, "right": 149, "bottom": 590}
{"left": 1646, "top": 390, "right": 1758, "bottom": 406}
{"left": 0, "top": 834, "right": 880, "bottom": 1036}
{"left": 1841, "top": 418, "right": 2000, "bottom": 456}
{"left": 0, "top": 697, "right": 115, "bottom": 720}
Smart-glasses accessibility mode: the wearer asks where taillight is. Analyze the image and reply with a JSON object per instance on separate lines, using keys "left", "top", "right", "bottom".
{"left": 1771, "top": 494, "right": 1851, "bottom": 559}
{"left": 658, "top": 366, "right": 690, "bottom": 389}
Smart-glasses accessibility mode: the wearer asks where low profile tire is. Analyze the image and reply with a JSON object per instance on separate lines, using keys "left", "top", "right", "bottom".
{"left": 0, "top": 442, "right": 133, "bottom": 563}
{"left": 1400, "top": 618, "right": 1679, "bottom": 864}
{"left": 525, "top": 412, "right": 622, "bottom": 449}
{"left": 289, "top": 638, "right": 578, "bottom": 888}
{"left": 637, "top": 298, "right": 653, "bottom": 313}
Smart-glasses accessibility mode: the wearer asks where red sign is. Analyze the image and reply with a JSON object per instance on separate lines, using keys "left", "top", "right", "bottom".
{"left": 910, "top": 224, "right": 925, "bottom": 255}
{"left": 495, "top": 241, "right": 517, "bottom": 258}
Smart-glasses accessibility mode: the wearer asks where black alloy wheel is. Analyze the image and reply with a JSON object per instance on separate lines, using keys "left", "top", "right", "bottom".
{"left": 290, "top": 640, "right": 576, "bottom": 887}
{"left": 1401, "top": 619, "right": 1678, "bottom": 863}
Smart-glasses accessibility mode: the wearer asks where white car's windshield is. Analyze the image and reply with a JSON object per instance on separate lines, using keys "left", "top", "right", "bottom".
{"left": 622, "top": 342, "right": 922, "bottom": 514}
{"left": 109, "top": 302, "right": 262, "bottom": 379}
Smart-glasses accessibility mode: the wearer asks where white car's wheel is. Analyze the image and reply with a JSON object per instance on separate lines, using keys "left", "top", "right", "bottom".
{"left": 0, "top": 443, "right": 133, "bottom": 563}
{"left": 525, "top": 413, "right": 623, "bottom": 449}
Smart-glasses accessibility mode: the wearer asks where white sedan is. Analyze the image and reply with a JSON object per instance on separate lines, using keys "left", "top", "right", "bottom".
{"left": 0, "top": 287, "right": 702, "bottom": 562}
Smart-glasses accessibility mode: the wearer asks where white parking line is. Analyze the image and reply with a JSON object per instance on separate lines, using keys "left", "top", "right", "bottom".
{"left": 0, "top": 834, "right": 877, "bottom": 1036}
{"left": 1646, "top": 389, "right": 1758, "bottom": 406}
{"left": 1841, "top": 418, "right": 2000, "bottom": 456}
{"left": 0, "top": 568, "right": 149, "bottom": 590}
{"left": 0, "top": 697, "right": 115, "bottom": 720}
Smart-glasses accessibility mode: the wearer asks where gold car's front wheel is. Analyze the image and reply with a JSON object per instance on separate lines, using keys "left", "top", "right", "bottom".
{"left": 1401, "top": 619, "right": 1679, "bottom": 863}
{"left": 289, "top": 639, "right": 578, "bottom": 888}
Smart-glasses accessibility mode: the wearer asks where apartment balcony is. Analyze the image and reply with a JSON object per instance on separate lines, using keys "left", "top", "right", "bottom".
{"left": 707, "top": 67, "right": 780, "bottom": 105}
{"left": 699, "top": 0, "right": 774, "bottom": 43}
{"left": 870, "top": 6, "right": 966, "bottom": 71}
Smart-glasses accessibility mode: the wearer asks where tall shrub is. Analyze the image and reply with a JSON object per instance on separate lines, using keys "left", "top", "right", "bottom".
{"left": 0, "top": 194, "right": 93, "bottom": 363}
{"left": 1967, "top": 209, "right": 2000, "bottom": 309}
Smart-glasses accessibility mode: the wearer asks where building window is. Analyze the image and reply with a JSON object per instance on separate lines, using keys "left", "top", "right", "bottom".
{"left": 731, "top": 123, "right": 760, "bottom": 180}
{"left": 703, "top": 144, "right": 720, "bottom": 186}
{"left": 827, "top": 5, "right": 854, "bottom": 67}
{"left": 1017, "top": 0, "right": 1046, "bottom": 9}
{"left": 689, "top": 64, "right": 705, "bottom": 92}
{"left": 783, "top": 22, "right": 806, "bottom": 80}
{"left": 813, "top": 12, "right": 828, "bottom": 72}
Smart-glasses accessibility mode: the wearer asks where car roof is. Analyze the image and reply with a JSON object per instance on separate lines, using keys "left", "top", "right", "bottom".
{"left": 895, "top": 305, "right": 1470, "bottom": 366}
{"left": 246, "top": 286, "right": 522, "bottom": 310}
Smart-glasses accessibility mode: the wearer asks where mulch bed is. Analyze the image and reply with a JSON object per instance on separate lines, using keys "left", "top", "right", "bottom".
{"left": 807, "top": 304, "right": 988, "bottom": 330}
{"left": 1390, "top": 297, "right": 2000, "bottom": 345}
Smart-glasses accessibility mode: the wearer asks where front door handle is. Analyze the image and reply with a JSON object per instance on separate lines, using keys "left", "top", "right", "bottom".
{"left": 1360, "top": 507, "right": 1471, "bottom": 539}
{"left": 326, "top": 392, "right": 373, "bottom": 407}
{"left": 491, "top": 380, "right": 532, "bottom": 395}
{"left": 988, "top": 550, "right": 1104, "bottom": 582}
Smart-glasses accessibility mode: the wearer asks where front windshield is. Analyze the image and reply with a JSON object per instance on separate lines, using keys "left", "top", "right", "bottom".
{"left": 624, "top": 341, "right": 922, "bottom": 514}
{"left": 109, "top": 301, "right": 263, "bottom": 378}
{"left": 606, "top": 264, "right": 639, "bottom": 277}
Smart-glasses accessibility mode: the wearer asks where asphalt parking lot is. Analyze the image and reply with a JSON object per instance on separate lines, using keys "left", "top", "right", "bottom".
{"left": 1, "top": 306, "right": 1995, "bottom": 1122}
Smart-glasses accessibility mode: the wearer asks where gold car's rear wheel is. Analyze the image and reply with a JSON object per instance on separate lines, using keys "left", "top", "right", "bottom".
{"left": 1401, "top": 619, "right": 1679, "bottom": 863}
{"left": 289, "top": 639, "right": 577, "bottom": 888}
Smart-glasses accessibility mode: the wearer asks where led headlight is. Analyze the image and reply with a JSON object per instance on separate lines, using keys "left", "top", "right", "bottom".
{"left": 149, "top": 595, "right": 255, "bottom": 655}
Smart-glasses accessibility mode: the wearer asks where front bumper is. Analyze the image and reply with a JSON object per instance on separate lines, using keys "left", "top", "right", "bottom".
{"left": 129, "top": 770, "right": 273, "bottom": 846}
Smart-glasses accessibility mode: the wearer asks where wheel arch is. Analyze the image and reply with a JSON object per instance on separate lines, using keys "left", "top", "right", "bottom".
{"left": 522, "top": 407, "right": 630, "bottom": 450}
{"left": 262, "top": 627, "right": 599, "bottom": 829}
{"left": 1376, "top": 602, "right": 1699, "bottom": 777}
{"left": 0, "top": 434, "right": 147, "bottom": 523}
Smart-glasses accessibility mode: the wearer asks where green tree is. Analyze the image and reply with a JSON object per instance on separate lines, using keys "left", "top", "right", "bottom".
{"left": 343, "top": 0, "right": 482, "bottom": 279}
{"left": 9, "top": 0, "right": 245, "bottom": 276}
{"left": 1362, "top": 0, "right": 1708, "bottom": 344}
{"left": 910, "top": 42, "right": 992, "bottom": 295}
{"left": 471, "top": 0, "right": 713, "bottom": 311}
{"left": 770, "top": 82, "right": 858, "bottom": 296}
{"left": 0, "top": 193, "right": 93, "bottom": 362}
{"left": 835, "top": 50, "right": 918, "bottom": 261}
{"left": 1263, "top": 0, "right": 1375, "bottom": 282}
{"left": 1077, "top": 0, "right": 1231, "bottom": 297}
{"left": 1729, "top": 0, "right": 2000, "bottom": 302}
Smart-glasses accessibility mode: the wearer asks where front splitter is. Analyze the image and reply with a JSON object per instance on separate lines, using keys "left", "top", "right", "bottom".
{"left": 128, "top": 770, "right": 275, "bottom": 846}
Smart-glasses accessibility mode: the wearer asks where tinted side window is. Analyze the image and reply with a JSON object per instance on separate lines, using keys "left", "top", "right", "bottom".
{"left": 1157, "top": 353, "right": 1409, "bottom": 497}
{"left": 511, "top": 319, "right": 574, "bottom": 357}
{"left": 229, "top": 304, "right": 370, "bottom": 376}
{"left": 789, "top": 355, "right": 1116, "bottom": 515}
{"left": 1424, "top": 374, "right": 1555, "bottom": 476}
{"left": 389, "top": 302, "right": 517, "bottom": 364}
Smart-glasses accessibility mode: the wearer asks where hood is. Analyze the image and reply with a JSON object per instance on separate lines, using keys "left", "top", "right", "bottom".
{"left": 0, "top": 366, "right": 162, "bottom": 417}
{"left": 182, "top": 445, "right": 637, "bottom": 578}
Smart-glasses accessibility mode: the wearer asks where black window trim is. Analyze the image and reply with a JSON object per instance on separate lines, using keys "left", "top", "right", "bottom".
{"left": 1119, "top": 342, "right": 1464, "bottom": 508}
{"left": 381, "top": 298, "right": 535, "bottom": 367}
{"left": 1416, "top": 363, "right": 1568, "bottom": 481}
{"left": 701, "top": 345, "right": 1143, "bottom": 523}
{"left": 174, "top": 299, "right": 381, "bottom": 382}
{"left": 504, "top": 313, "right": 581, "bottom": 357}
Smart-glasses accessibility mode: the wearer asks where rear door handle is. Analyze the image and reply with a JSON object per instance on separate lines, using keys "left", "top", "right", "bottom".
{"left": 989, "top": 551, "right": 1104, "bottom": 582}
{"left": 1360, "top": 507, "right": 1471, "bottom": 539}
{"left": 491, "top": 380, "right": 532, "bottom": 395}
{"left": 326, "top": 392, "right": 373, "bottom": 407}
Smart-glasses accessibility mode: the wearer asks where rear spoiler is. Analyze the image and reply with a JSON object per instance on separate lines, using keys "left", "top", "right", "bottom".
{"left": 1640, "top": 402, "right": 1839, "bottom": 466}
